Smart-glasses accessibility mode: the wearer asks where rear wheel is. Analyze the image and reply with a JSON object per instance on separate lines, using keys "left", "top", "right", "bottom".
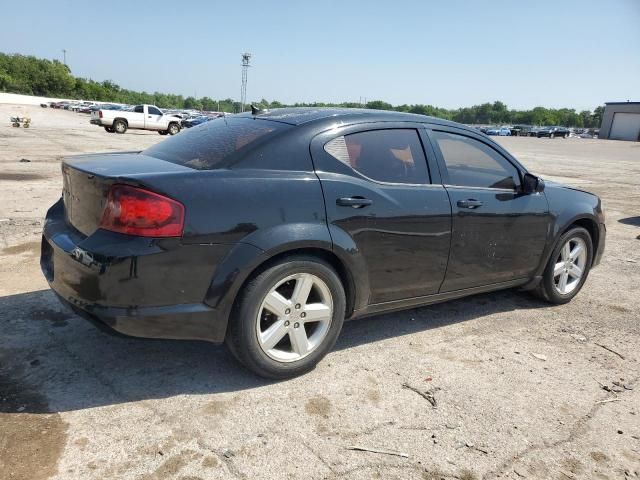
{"left": 533, "top": 227, "right": 592, "bottom": 304}
{"left": 113, "top": 119, "right": 127, "bottom": 134}
{"left": 168, "top": 123, "right": 180, "bottom": 135}
{"left": 226, "top": 256, "right": 346, "bottom": 379}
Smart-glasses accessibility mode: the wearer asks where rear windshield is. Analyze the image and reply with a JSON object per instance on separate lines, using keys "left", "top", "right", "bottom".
{"left": 143, "top": 117, "right": 291, "bottom": 170}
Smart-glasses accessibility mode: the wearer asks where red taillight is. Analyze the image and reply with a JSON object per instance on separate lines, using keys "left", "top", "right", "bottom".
{"left": 99, "top": 185, "right": 184, "bottom": 237}
{"left": 99, "top": 110, "right": 103, "bottom": 118}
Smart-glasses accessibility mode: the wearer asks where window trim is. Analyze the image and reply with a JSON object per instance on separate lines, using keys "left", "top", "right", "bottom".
{"left": 426, "top": 127, "right": 525, "bottom": 191}
{"left": 320, "top": 126, "right": 433, "bottom": 187}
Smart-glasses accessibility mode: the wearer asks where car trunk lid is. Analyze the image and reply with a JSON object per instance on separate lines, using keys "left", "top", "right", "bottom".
{"left": 62, "top": 152, "right": 192, "bottom": 236}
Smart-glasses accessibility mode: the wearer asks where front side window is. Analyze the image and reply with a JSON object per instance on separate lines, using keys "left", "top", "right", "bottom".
{"left": 147, "top": 106, "right": 162, "bottom": 115}
{"left": 324, "top": 129, "right": 429, "bottom": 184}
{"left": 432, "top": 131, "right": 520, "bottom": 190}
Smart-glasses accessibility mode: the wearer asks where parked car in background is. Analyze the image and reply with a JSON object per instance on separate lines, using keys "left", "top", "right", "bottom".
{"left": 577, "top": 129, "right": 597, "bottom": 139}
{"left": 78, "top": 104, "right": 95, "bottom": 114}
{"left": 181, "top": 115, "right": 217, "bottom": 128}
{"left": 90, "top": 104, "right": 182, "bottom": 135}
{"left": 41, "top": 108, "right": 605, "bottom": 378}
{"left": 89, "top": 104, "right": 122, "bottom": 112}
{"left": 510, "top": 125, "right": 533, "bottom": 136}
{"left": 486, "top": 127, "right": 511, "bottom": 136}
{"left": 536, "top": 126, "right": 570, "bottom": 138}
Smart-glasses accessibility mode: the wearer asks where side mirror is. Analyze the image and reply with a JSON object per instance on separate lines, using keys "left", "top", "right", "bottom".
{"left": 523, "top": 173, "right": 545, "bottom": 193}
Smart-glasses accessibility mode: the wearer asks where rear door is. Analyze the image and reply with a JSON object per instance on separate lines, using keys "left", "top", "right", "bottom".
{"left": 311, "top": 123, "right": 451, "bottom": 304}
{"left": 427, "top": 127, "right": 551, "bottom": 291}
{"left": 145, "top": 106, "right": 164, "bottom": 130}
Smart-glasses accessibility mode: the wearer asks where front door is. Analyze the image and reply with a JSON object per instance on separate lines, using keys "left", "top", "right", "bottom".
{"left": 130, "top": 105, "right": 145, "bottom": 129}
{"left": 428, "top": 128, "right": 551, "bottom": 292}
{"left": 145, "top": 106, "right": 164, "bottom": 130}
{"left": 312, "top": 125, "right": 452, "bottom": 304}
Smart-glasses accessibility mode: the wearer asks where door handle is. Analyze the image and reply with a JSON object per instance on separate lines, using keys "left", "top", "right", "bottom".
{"left": 336, "top": 197, "right": 373, "bottom": 208}
{"left": 457, "top": 199, "right": 483, "bottom": 209}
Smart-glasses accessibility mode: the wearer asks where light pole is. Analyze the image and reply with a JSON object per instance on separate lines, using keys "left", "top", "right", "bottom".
{"left": 62, "top": 49, "right": 67, "bottom": 66}
{"left": 240, "top": 52, "right": 251, "bottom": 113}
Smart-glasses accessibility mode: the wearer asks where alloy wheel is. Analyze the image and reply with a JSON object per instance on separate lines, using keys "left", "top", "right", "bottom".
{"left": 256, "top": 273, "right": 333, "bottom": 362}
{"left": 553, "top": 237, "right": 587, "bottom": 295}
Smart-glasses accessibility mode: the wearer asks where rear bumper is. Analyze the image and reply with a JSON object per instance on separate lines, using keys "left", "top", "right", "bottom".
{"left": 41, "top": 199, "right": 230, "bottom": 343}
{"left": 53, "top": 291, "right": 221, "bottom": 342}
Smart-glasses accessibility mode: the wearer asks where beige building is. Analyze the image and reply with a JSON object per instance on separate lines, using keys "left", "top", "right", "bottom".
{"left": 599, "top": 101, "right": 640, "bottom": 141}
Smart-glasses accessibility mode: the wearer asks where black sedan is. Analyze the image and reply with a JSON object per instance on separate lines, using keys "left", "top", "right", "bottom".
{"left": 41, "top": 108, "right": 605, "bottom": 378}
{"left": 536, "top": 126, "right": 570, "bottom": 138}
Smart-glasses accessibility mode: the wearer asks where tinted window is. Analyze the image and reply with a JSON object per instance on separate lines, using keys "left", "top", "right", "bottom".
{"left": 133, "top": 105, "right": 144, "bottom": 113}
{"left": 324, "top": 129, "right": 429, "bottom": 184}
{"left": 432, "top": 131, "right": 520, "bottom": 189}
{"left": 143, "top": 117, "right": 292, "bottom": 170}
{"left": 147, "top": 106, "right": 162, "bottom": 115}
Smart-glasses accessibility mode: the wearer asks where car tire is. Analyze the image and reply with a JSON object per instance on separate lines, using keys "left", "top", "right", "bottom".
{"left": 104, "top": 126, "right": 114, "bottom": 133}
{"left": 168, "top": 123, "right": 180, "bottom": 135}
{"left": 113, "top": 119, "right": 127, "bottom": 134}
{"left": 226, "top": 255, "right": 346, "bottom": 379}
{"left": 158, "top": 130, "right": 168, "bottom": 135}
{"left": 533, "top": 227, "right": 593, "bottom": 305}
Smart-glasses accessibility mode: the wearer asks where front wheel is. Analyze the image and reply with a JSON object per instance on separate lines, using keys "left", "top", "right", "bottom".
{"left": 533, "top": 227, "right": 593, "bottom": 304}
{"left": 168, "top": 123, "right": 180, "bottom": 135}
{"left": 226, "top": 256, "right": 346, "bottom": 379}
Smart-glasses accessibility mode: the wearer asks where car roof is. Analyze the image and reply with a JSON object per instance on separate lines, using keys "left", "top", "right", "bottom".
{"left": 234, "top": 107, "right": 468, "bottom": 131}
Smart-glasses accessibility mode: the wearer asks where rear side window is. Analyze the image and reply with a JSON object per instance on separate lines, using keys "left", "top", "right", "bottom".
{"left": 431, "top": 131, "right": 520, "bottom": 190}
{"left": 143, "top": 117, "right": 292, "bottom": 170}
{"left": 324, "top": 129, "right": 429, "bottom": 184}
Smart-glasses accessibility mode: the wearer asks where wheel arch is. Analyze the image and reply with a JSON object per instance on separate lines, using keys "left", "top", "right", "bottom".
{"left": 205, "top": 241, "right": 361, "bottom": 339}
{"left": 537, "top": 214, "right": 600, "bottom": 276}
{"left": 203, "top": 219, "right": 372, "bottom": 336}
{"left": 566, "top": 217, "right": 599, "bottom": 263}
{"left": 239, "top": 246, "right": 357, "bottom": 318}
{"left": 113, "top": 117, "right": 128, "bottom": 126}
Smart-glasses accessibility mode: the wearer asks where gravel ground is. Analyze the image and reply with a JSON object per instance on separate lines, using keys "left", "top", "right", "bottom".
{"left": 0, "top": 104, "right": 639, "bottom": 480}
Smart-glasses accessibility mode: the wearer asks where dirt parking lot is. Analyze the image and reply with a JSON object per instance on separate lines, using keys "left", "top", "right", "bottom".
{"left": 0, "top": 104, "right": 639, "bottom": 480}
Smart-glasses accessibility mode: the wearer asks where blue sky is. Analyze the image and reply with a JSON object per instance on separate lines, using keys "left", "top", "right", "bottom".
{"left": 1, "top": 0, "right": 638, "bottom": 110}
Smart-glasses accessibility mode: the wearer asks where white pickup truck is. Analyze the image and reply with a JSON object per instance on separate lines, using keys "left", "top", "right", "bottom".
{"left": 90, "top": 104, "right": 182, "bottom": 135}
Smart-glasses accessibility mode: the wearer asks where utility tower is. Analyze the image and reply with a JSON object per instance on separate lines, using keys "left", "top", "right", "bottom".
{"left": 62, "top": 49, "right": 67, "bottom": 66}
{"left": 240, "top": 52, "right": 251, "bottom": 112}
